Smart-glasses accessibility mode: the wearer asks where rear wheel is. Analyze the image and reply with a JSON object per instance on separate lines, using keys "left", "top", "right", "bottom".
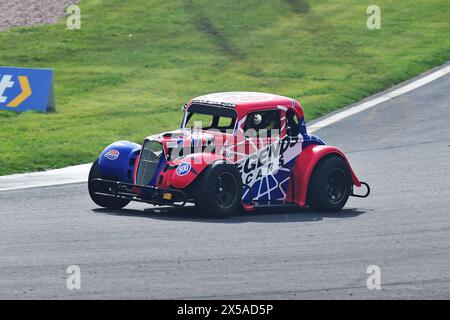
{"left": 88, "top": 159, "right": 130, "bottom": 209}
{"left": 192, "top": 162, "right": 242, "bottom": 218}
{"left": 308, "top": 156, "right": 351, "bottom": 212}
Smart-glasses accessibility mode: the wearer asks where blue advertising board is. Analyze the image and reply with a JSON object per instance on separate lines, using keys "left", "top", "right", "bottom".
{"left": 0, "top": 67, "right": 55, "bottom": 112}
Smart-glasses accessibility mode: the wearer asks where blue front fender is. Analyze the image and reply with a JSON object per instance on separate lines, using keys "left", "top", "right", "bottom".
{"left": 97, "top": 141, "right": 141, "bottom": 183}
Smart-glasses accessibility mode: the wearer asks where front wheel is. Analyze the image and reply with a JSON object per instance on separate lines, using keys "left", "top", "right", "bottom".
{"left": 192, "top": 162, "right": 242, "bottom": 218}
{"left": 88, "top": 159, "right": 130, "bottom": 209}
{"left": 308, "top": 156, "right": 352, "bottom": 212}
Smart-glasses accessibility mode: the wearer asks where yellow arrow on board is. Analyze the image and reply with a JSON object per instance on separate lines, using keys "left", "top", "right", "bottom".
{"left": 7, "top": 76, "right": 32, "bottom": 107}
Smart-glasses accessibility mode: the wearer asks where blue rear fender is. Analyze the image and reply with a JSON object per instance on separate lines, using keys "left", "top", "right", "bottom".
{"left": 97, "top": 141, "right": 141, "bottom": 183}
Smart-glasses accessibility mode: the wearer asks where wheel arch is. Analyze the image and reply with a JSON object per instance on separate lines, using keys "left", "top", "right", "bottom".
{"left": 167, "top": 153, "right": 230, "bottom": 189}
{"left": 97, "top": 140, "right": 141, "bottom": 183}
{"left": 289, "top": 145, "right": 361, "bottom": 207}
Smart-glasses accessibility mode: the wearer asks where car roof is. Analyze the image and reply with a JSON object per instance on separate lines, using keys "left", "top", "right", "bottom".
{"left": 188, "top": 92, "right": 300, "bottom": 115}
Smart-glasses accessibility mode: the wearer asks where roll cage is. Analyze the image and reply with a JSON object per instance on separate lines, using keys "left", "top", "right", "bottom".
{"left": 181, "top": 102, "right": 303, "bottom": 138}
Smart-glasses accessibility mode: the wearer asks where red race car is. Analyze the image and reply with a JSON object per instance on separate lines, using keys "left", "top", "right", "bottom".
{"left": 88, "top": 92, "right": 369, "bottom": 217}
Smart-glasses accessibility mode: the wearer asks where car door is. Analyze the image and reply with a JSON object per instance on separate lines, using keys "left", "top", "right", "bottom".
{"left": 241, "top": 109, "right": 285, "bottom": 201}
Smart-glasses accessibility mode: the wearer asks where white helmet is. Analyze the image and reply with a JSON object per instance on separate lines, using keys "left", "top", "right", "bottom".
{"left": 252, "top": 113, "right": 262, "bottom": 126}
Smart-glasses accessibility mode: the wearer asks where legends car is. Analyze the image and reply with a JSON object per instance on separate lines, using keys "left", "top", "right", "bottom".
{"left": 88, "top": 92, "right": 370, "bottom": 217}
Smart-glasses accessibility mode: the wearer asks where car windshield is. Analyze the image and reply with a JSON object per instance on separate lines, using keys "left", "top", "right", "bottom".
{"left": 184, "top": 104, "right": 237, "bottom": 133}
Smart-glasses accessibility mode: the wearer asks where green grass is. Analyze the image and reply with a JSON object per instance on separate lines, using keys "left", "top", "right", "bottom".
{"left": 0, "top": 0, "right": 449, "bottom": 175}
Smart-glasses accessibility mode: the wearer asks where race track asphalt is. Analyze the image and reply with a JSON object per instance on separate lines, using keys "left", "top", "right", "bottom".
{"left": 1, "top": 73, "right": 449, "bottom": 299}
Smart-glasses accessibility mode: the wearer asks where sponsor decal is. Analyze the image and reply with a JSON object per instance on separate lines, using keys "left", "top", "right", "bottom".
{"left": 235, "top": 136, "right": 302, "bottom": 200}
{"left": 104, "top": 149, "right": 120, "bottom": 160}
{"left": 0, "top": 67, "right": 55, "bottom": 112}
{"left": 236, "top": 136, "right": 300, "bottom": 186}
{"left": 176, "top": 162, "right": 191, "bottom": 176}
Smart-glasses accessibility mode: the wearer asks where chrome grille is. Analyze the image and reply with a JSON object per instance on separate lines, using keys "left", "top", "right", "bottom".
{"left": 135, "top": 140, "right": 164, "bottom": 186}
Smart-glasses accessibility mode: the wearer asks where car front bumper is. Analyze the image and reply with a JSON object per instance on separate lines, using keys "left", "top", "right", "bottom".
{"left": 89, "top": 178, "right": 187, "bottom": 207}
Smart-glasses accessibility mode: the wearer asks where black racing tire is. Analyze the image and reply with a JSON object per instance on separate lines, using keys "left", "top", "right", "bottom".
{"left": 308, "top": 155, "right": 352, "bottom": 212}
{"left": 88, "top": 159, "right": 130, "bottom": 209}
{"left": 192, "top": 162, "right": 242, "bottom": 218}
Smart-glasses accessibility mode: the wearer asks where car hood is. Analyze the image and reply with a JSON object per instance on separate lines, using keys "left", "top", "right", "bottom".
{"left": 144, "top": 129, "right": 235, "bottom": 158}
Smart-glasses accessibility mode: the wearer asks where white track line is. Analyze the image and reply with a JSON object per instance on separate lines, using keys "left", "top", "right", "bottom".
{"left": 0, "top": 164, "right": 91, "bottom": 191}
{"left": 1, "top": 63, "right": 449, "bottom": 192}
